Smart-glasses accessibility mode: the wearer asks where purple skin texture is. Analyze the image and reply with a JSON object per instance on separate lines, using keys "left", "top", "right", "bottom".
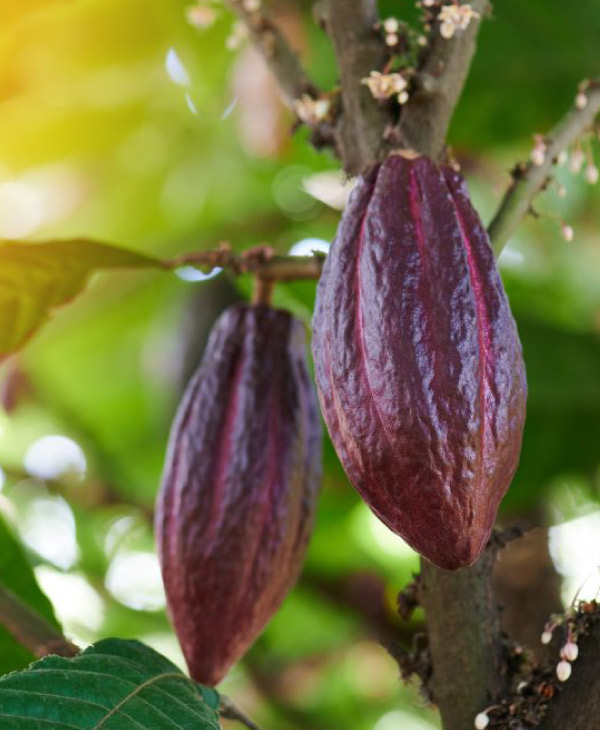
{"left": 156, "top": 305, "right": 322, "bottom": 685}
{"left": 312, "top": 154, "right": 527, "bottom": 571}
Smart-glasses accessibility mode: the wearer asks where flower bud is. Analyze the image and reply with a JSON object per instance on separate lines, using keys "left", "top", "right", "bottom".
{"left": 541, "top": 630, "right": 553, "bottom": 645}
{"left": 561, "top": 642, "right": 579, "bottom": 662}
{"left": 556, "top": 660, "right": 572, "bottom": 682}
{"left": 474, "top": 712, "right": 490, "bottom": 730}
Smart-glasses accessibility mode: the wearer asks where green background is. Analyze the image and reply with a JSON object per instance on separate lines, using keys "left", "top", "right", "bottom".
{"left": 0, "top": 1, "right": 599, "bottom": 728}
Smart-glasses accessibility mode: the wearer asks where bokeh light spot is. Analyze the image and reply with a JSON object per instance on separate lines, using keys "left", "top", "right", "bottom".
{"left": 289, "top": 238, "right": 330, "bottom": 257}
{"left": 36, "top": 566, "right": 105, "bottom": 646}
{"left": 374, "top": 710, "right": 438, "bottom": 730}
{"left": 24, "top": 435, "right": 86, "bottom": 482}
{"left": 105, "top": 551, "right": 166, "bottom": 611}
{"left": 0, "top": 182, "right": 44, "bottom": 238}
{"left": 549, "top": 511, "right": 600, "bottom": 603}
{"left": 165, "top": 48, "right": 192, "bottom": 87}
{"left": 20, "top": 496, "right": 79, "bottom": 570}
{"left": 175, "top": 265, "right": 222, "bottom": 282}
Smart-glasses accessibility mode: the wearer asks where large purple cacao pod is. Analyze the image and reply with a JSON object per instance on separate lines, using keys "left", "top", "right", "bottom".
{"left": 312, "top": 154, "right": 527, "bottom": 570}
{"left": 156, "top": 304, "right": 321, "bottom": 684}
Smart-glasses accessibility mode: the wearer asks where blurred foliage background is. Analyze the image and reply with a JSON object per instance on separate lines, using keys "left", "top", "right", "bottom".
{"left": 0, "top": 1, "right": 599, "bottom": 728}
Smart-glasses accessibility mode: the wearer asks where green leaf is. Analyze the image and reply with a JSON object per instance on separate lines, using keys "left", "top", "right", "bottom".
{"left": 0, "top": 515, "right": 59, "bottom": 674}
{"left": 0, "top": 639, "right": 221, "bottom": 729}
{"left": 0, "top": 239, "right": 162, "bottom": 361}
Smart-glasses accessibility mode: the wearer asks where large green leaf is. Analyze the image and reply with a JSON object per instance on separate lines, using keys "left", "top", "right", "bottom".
{"left": 0, "top": 240, "right": 162, "bottom": 361}
{"left": 0, "top": 515, "right": 59, "bottom": 674}
{"left": 0, "top": 639, "right": 221, "bottom": 729}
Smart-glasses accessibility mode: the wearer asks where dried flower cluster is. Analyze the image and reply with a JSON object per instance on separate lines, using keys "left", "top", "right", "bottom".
{"left": 362, "top": 71, "right": 410, "bottom": 105}
{"left": 294, "top": 95, "right": 331, "bottom": 125}
{"left": 438, "top": 3, "right": 480, "bottom": 39}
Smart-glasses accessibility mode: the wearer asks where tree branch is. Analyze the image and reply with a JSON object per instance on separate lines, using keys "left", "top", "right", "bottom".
{"left": 398, "top": 0, "right": 490, "bottom": 160}
{"left": 488, "top": 78, "right": 600, "bottom": 256}
{"left": 324, "top": 0, "right": 394, "bottom": 174}
{"left": 166, "top": 244, "right": 325, "bottom": 282}
{"left": 0, "top": 582, "right": 79, "bottom": 659}
{"left": 418, "top": 548, "right": 506, "bottom": 730}
{"left": 223, "top": 0, "right": 317, "bottom": 105}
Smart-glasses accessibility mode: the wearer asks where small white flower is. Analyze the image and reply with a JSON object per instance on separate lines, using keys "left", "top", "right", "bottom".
{"left": 556, "top": 660, "right": 572, "bottom": 681}
{"left": 439, "top": 4, "right": 479, "bottom": 39}
{"left": 386, "top": 33, "right": 399, "bottom": 46}
{"left": 561, "top": 224, "right": 574, "bottom": 242}
{"left": 569, "top": 149, "right": 585, "bottom": 174}
{"left": 474, "top": 712, "right": 490, "bottom": 730}
{"left": 575, "top": 91, "right": 588, "bottom": 110}
{"left": 242, "top": 0, "right": 261, "bottom": 11}
{"left": 561, "top": 641, "right": 579, "bottom": 661}
{"left": 557, "top": 149, "right": 568, "bottom": 166}
{"left": 423, "top": 0, "right": 436, "bottom": 7}
{"left": 383, "top": 17, "right": 400, "bottom": 34}
{"left": 541, "top": 630, "right": 553, "bottom": 644}
{"left": 417, "top": 34, "right": 428, "bottom": 46}
{"left": 440, "top": 21, "right": 455, "bottom": 38}
{"left": 398, "top": 90, "right": 410, "bottom": 104}
{"left": 585, "top": 165, "right": 599, "bottom": 184}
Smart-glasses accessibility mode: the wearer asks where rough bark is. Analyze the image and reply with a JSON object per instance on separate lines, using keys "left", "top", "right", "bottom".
{"left": 419, "top": 551, "right": 506, "bottom": 730}
{"left": 325, "top": 0, "right": 394, "bottom": 174}
{"left": 398, "top": 0, "right": 490, "bottom": 161}
{"left": 538, "top": 622, "right": 600, "bottom": 730}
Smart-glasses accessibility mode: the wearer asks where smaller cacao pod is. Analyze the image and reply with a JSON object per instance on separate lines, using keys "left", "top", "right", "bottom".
{"left": 156, "top": 304, "right": 321, "bottom": 685}
{"left": 312, "top": 153, "right": 527, "bottom": 570}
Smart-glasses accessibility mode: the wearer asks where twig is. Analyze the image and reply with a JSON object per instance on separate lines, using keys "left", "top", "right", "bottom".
{"left": 324, "top": 0, "right": 394, "bottom": 174}
{"left": 251, "top": 276, "right": 275, "bottom": 305}
{"left": 165, "top": 243, "right": 325, "bottom": 282}
{"left": 0, "top": 582, "right": 79, "bottom": 659}
{"left": 398, "top": 0, "right": 490, "bottom": 160}
{"left": 220, "top": 696, "right": 266, "bottom": 730}
{"left": 223, "top": 0, "right": 318, "bottom": 106}
{"left": 488, "top": 78, "right": 600, "bottom": 256}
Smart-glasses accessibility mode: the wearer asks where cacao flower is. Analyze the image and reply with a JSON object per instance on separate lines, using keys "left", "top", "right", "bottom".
{"left": 312, "top": 154, "right": 527, "bottom": 570}
{"left": 156, "top": 304, "right": 322, "bottom": 684}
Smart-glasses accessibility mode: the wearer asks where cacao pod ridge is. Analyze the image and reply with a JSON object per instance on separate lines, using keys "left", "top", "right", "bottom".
{"left": 157, "top": 304, "right": 322, "bottom": 684}
{"left": 312, "top": 154, "right": 527, "bottom": 571}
